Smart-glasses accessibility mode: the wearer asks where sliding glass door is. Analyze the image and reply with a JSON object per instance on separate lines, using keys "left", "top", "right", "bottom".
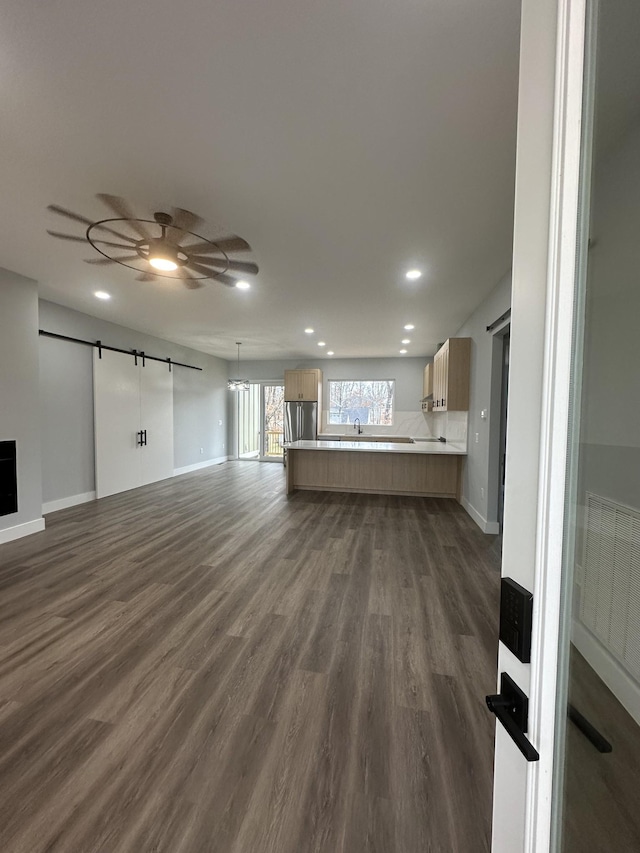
{"left": 236, "top": 382, "right": 284, "bottom": 462}
{"left": 262, "top": 384, "right": 285, "bottom": 460}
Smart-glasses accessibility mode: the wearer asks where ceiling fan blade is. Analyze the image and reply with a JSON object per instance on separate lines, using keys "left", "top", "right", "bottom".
{"left": 189, "top": 257, "right": 258, "bottom": 276}
{"left": 47, "top": 231, "right": 133, "bottom": 251}
{"left": 47, "top": 204, "right": 137, "bottom": 243}
{"left": 135, "top": 272, "right": 159, "bottom": 282}
{"left": 84, "top": 255, "right": 139, "bottom": 265}
{"left": 47, "top": 204, "right": 94, "bottom": 227}
{"left": 181, "top": 236, "right": 252, "bottom": 255}
{"left": 170, "top": 208, "right": 203, "bottom": 237}
{"left": 46, "top": 231, "right": 86, "bottom": 242}
{"left": 179, "top": 272, "right": 205, "bottom": 290}
{"left": 97, "top": 194, "right": 152, "bottom": 241}
{"left": 186, "top": 262, "right": 238, "bottom": 286}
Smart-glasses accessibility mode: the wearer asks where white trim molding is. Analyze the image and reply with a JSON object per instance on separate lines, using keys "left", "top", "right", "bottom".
{"left": 42, "top": 491, "right": 96, "bottom": 515}
{"left": 173, "top": 456, "right": 229, "bottom": 476}
{"left": 525, "top": 0, "right": 590, "bottom": 850}
{"left": 461, "top": 496, "right": 501, "bottom": 534}
{"left": 0, "top": 517, "right": 46, "bottom": 544}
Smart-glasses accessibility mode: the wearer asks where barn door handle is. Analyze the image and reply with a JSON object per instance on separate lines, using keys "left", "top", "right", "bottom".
{"left": 486, "top": 673, "right": 539, "bottom": 762}
{"left": 136, "top": 430, "right": 143, "bottom": 447}
{"left": 143, "top": 429, "right": 148, "bottom": 446}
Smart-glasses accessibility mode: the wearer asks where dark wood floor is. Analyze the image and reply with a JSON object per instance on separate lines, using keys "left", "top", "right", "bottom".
{"left": 0, "top": 461, "right": 500, "bottom": 852}
{"left": 563, "top": 648, "right": 640, "bottom": 852}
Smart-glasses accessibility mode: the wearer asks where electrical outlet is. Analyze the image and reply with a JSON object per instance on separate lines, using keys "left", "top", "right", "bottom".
{"left": 222, "top": 443, "right": 225, "bottom": 450}
{"left": 200, "top": 447, "right": 204, "bottom": 454}
{"left": 481, "top": 487, "right": 485, "bottom": 499}
{"left": 218, "top": 419, "right": 222, "bottom": 426}
{"left": 481, "top": 409, "right": 488, "bottom": 420}
{"left": 475, "top": 432, "right": 479, "bottom": 443}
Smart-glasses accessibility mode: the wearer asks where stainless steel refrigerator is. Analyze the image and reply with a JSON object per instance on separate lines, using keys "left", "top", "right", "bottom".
{"left": 284, "top": 401, "right": 318, "bottom": 445}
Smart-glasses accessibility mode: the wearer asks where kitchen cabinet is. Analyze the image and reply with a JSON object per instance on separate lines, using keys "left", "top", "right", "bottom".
{"left": 421, "top": 363, "right": 433, "bottom": 411}
{"left": 284, "top": 369, "right": 322, "bottom": 402}
{"left": 432, "top": 337, "right": 471, "bottom": 411}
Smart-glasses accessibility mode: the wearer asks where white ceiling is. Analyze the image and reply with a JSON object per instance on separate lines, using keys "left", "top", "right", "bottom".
{"left": 0, "top": 0, "right": 521, "bottom": 361}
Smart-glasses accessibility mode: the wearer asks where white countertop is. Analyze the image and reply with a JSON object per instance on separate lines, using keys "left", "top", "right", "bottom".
{"left": 286, "top": 439, "right": 467, "bottom": 456}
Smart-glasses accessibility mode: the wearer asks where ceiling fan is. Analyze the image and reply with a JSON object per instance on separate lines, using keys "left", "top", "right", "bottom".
{"left": 46, "top": 194, "right": 258, "bottom": 290}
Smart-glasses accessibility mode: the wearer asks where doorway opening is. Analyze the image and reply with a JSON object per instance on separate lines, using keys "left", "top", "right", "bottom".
{"left": 487, "top": 323, "right": 511, "bottom": 536}
{"left": 237, "top": 382, "right": 285, "bottom": 461}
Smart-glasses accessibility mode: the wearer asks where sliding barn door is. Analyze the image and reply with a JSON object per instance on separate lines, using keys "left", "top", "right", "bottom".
{"left": 93, "top": 349, "right": 141, "bottom": 498}
{"left": 94, "top": 350, "right": 174, "bottom": 498}
{"left": 139, "top": 359, "right": 173, "bottom": 486}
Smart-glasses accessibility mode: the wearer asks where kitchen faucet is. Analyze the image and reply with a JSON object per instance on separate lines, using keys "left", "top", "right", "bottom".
{"left": 353, "top": 418, "right": 363, "bottom": 434}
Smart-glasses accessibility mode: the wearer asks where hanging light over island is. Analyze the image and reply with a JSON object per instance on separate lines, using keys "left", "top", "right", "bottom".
{"left": 228, "top": 342, "right": 249, "bottom": 391}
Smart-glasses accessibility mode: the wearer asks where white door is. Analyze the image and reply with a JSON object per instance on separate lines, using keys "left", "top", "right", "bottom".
{"left": 93, "top": 349, "right": 141, "bottom": 498}
{"left": 94, "top": 350, "right": 174, "bottom": 497}
{"left": 139, "top": 359, "right": 174, "bottom": 485}
{"left": 491, "top": 0, "right": 640, "bottom": 849}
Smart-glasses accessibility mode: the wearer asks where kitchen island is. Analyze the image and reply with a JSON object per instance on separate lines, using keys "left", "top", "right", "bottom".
{"left": 285, "top": 439, "right": 466, "bottom": 499}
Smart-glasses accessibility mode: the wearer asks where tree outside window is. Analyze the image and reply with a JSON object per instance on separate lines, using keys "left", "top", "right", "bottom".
{"left": 328, "top": 380, "right": 394, "bottom": 425}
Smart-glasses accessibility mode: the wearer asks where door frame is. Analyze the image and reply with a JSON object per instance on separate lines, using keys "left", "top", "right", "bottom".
{"left": 491, "top": 0, "right": 589, "bottom": 849}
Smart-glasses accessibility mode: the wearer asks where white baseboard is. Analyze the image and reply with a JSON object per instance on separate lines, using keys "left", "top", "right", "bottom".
{"left": 42, "top": 491, "right": 96, "bottom": 515}
{"left": 572, "top": 619, "right": 640, "bottom": 727}
{"left": 0, "top": 517, "right": 46, "bottom": 544}
{"left": 173, "top": 456, "right": 229, "bottom": 476}
{"left": 460, "top": 496, "right": 501, "bottom": 534}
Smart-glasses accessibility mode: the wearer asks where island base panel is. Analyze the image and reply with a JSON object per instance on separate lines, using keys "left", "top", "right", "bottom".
{"left": 287, "top": 449, "right": 461, "bottom": 499}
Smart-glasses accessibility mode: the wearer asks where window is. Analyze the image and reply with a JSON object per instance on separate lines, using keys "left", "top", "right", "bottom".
{"left": 328, "top": 380, "right": 394, "bottom": 426}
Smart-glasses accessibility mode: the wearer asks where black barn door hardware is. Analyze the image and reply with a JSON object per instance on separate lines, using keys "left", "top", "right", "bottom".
{"left": 568, "top": 704, "right": 612, "bottom": 753}
{"left": 486, "top": 673, "right": 540, "bottom": 762}
{"left": 39, "top": 330, "right": 202, "bottom": 371}
{"left": 136, "top": 430, "right": 148, "bottom": 447}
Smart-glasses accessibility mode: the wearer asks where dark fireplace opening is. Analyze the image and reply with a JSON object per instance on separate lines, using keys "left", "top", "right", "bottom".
{"left": 0, "top": 441, "right": 18, "bottom": 517}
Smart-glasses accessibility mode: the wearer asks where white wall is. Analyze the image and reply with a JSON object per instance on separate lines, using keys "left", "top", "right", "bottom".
{"left": 0, "top": 268, "right": 44, "bottom": 541}
{"left": 578, "top": 115, "right": 640, "bottom": 510}
{"left": 39, "top": 301, "right": 229, "bottom": 507}
{"left": 452, "top": 272, "right": 512, "bottom": 532}
{"left": 571, "top": 115, "right": 640, "bottom": 722}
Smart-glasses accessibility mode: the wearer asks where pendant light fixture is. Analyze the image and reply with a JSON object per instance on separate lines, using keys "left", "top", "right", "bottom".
{"left": 228, "top": 342, "right": 249, "bottom": 391}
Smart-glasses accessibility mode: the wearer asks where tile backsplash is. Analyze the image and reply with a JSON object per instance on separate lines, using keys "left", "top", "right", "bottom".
{"left": 320, "top": 409, "right": 468, "bottom": 447}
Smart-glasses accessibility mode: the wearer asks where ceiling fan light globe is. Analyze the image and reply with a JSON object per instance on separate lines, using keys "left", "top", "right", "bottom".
{"left": 149, "top": 256, "right": 178, "bottom": 271}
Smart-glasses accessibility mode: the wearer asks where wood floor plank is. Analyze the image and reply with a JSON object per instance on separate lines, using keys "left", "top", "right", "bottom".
{"left": 0, "top": 461, "right": 500, "bottom": 852}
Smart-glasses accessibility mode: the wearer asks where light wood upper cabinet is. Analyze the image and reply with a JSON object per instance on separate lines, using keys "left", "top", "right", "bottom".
{"left": 284, "top": 369, "right": 323, "bottom": 402}
{"left": 432, "top": 337, "right": 471, "bottom": 411}
{"left": 421, "top": 362, "right": 434, "bottom": 411}
{"left": 423, "top": 363, "right": 433, "bottom": 398}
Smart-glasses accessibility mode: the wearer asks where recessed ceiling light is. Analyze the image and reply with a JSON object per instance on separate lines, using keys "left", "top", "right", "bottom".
{"left": 406, "top": 269, "right": 422, "bottom": 280}
{"left": 402, "top": 338, "right": 411, "bottom": 344}
{"left": 235, "top": 280, "right": 250, "bottom": 290}
{"left": 94, "top": 291, "right": 111, "bottom": 300}
{"left": 327, "top": 351, "right": 334, "bottom": 356}
{"left": 305, "top": 328, "right": 314, "bottom": 334}
{"left": 399, "top": 349, "right": 408, "bottom": 354}
{"left": 404, "top": 324, "right": 415, "bottom": 330}
{"left": 318, "top": 341, "right": 326, "bottom": 347}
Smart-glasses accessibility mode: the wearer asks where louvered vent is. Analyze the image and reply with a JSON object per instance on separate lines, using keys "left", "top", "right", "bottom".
{"left": 580, "top": 493, "right": 640, "bottom": 681}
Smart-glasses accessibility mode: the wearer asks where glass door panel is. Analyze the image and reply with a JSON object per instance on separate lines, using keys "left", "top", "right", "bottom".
{"left": 554, "top": 1, "right": 640, "bottom": 848}
{"left": 237, "top": 383, "right": 261, "bottom": 460}
{"left": 261, "top": 384, "right": 284, "bottom": 460}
